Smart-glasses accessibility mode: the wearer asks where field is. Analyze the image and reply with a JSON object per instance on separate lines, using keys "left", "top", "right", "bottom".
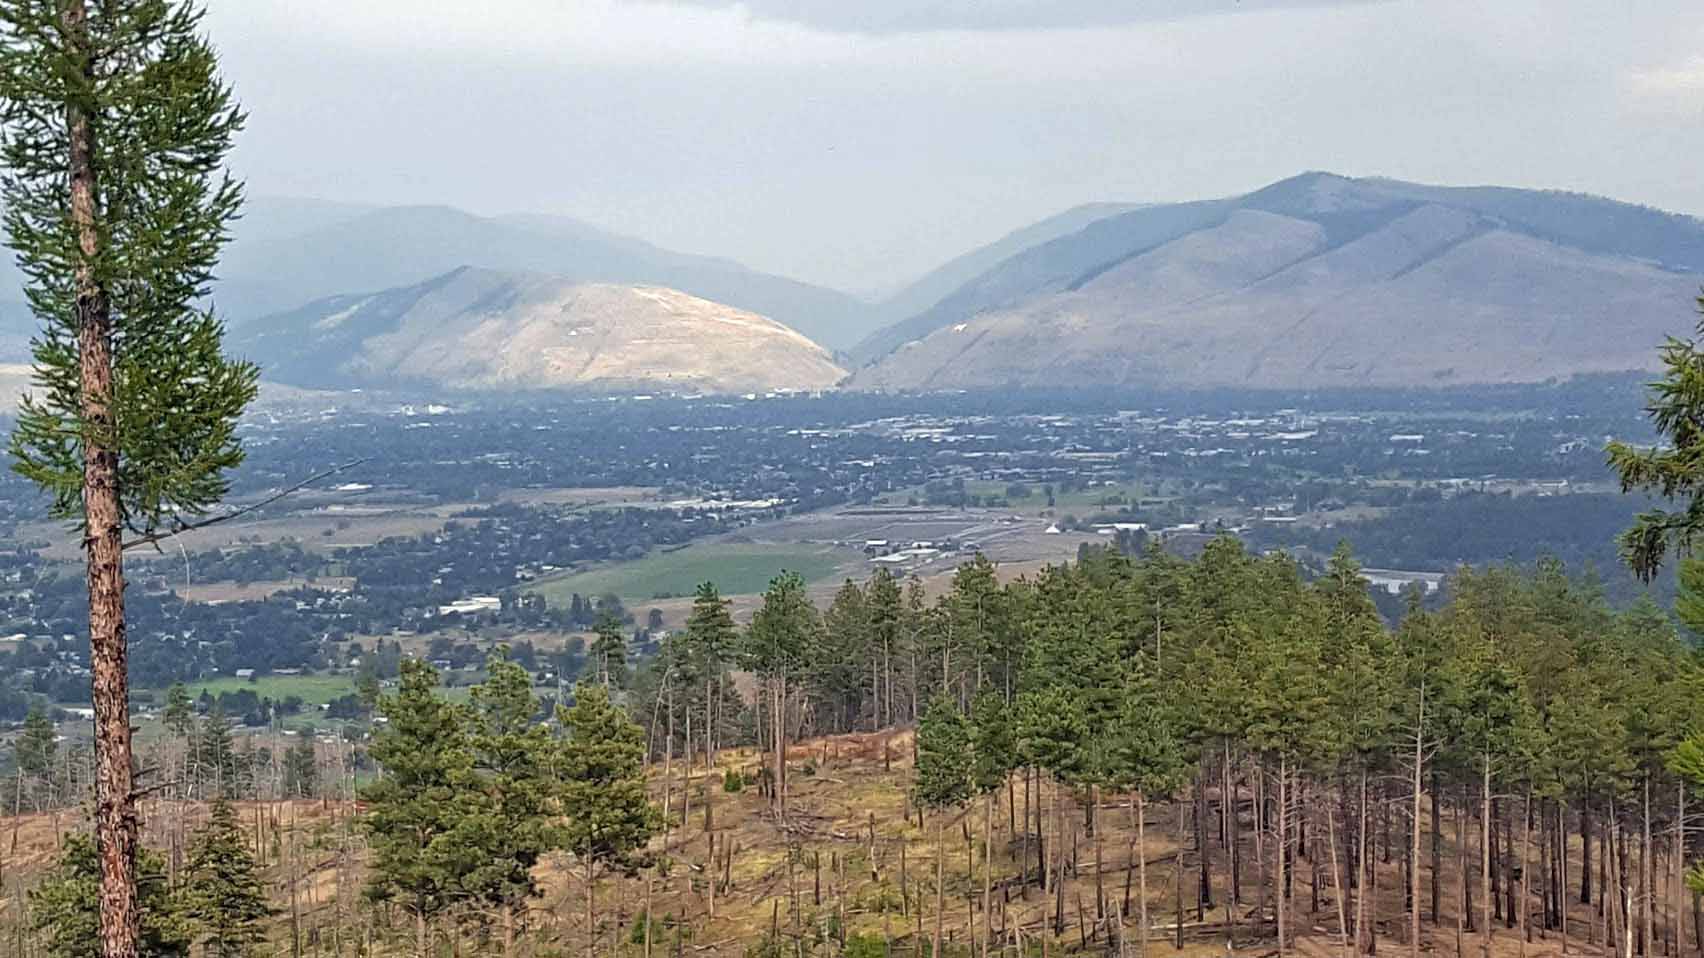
{"left": 528, "top": 540, "right": 851, "bottom": 604}
{"left": 182, "top": 672, "right": 356, "bottom": 707}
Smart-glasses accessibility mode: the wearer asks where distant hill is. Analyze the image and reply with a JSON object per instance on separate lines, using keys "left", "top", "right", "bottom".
{"left": 0, "top": 196, "right": 876, "bottom": 351}
{"left": 212, "top": 203, "right": 874, "bottom": 350}
{"left": 851, "top": 172, "right": 1704, "bottom": 391}
{"left": 856, "top": 201, "right": 1142, "bottom": 359}
{"left": 235, "top": 267, "right": 846, "bottom": 396}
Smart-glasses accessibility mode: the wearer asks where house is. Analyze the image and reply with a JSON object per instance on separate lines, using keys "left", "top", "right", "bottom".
{"left": 436, "top": 596, "right": 503, "bottom": 616}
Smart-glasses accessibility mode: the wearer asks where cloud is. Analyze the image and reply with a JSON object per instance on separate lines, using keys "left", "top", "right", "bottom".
{"left": 652, "top": 0, "right": 1385, "bottom": 34}
{"left": 202, "top": 0, "right": 1704, "bottom": 293}
{"left": 1628, "top": 56, "right": 1704, "bottom": 96}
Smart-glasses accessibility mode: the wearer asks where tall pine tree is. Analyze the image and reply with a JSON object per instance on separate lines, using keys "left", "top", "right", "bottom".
{"left": 0, "top": 2, "right": 255, "bottom": 952}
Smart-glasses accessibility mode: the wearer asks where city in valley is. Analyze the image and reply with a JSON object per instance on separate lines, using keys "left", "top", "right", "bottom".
{"left": 2, "top": 3, "right": 1704, "bottom": 958}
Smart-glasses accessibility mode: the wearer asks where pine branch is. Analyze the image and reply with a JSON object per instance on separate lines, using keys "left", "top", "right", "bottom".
{"left": 122, "top": 457, "right": 368, "bottom": 552}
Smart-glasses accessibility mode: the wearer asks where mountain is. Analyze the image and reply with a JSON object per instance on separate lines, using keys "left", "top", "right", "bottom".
{"left": 235, "top": 267, "right": 846, "bottom": 395}
{"left": 211, "top": 202, "right": 874, "bottom": 350}
{"left": 851, "top": 172, "right": 1704, "bottom": 391}
{"left": 858, "top": 202, "right": 1143, "bottom": 356}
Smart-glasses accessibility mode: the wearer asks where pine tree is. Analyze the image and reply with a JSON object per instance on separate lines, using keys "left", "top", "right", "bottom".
{"left": 683, "top": 581, "right": 737, "bottom": 764}
{"left": 1608, "top": 292, "right": 1704, "bottom": 580}
{"left": 0, "top": 2, "right": 254, "bottom": 952}
{"left": 182, "top": 798, "right": 273, "bottom": 958}
{"left": 457, "top": 650, "right": 561, "bottom": 956}
{"left": 590, "top": 613, "right": 629, "bottom": 690}
{"left": 193, "top": 706, "right": 242, "bottom": 797}
{"left": 557, "top": 681, "right": 660, "bottom": 958}
{"left": 31, "top": 835, "right": 189, "bottom": 958}
{"left": 362, "top": 659, "right": 472, "bottom": 957}
{"left": 16, "top": 704, "right": 57, "bottom": 806}
{"left": 745, "top": 571, "right": 821, "bottom": 819}
{"left": 914, "top": 693, "right": 975, "bottom": 958}
{"left": 280, "top": 738, "right": 317, "bottom": 798}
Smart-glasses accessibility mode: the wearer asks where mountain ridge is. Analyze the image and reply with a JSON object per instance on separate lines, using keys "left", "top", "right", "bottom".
{"left": 850, "top": 172, "right": 1704, "bottom": 391}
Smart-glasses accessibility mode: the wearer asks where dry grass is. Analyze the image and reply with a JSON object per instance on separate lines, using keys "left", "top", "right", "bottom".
{"left": 0, "top": 733, "right": 1648, "bottom": 958}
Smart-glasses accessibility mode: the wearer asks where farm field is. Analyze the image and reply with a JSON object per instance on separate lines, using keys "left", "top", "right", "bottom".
{"left": 528, "top": 540, "right": 852, "bottom": 604}
{"left": 183, "top": 672, "right": 356, "bottom": 707}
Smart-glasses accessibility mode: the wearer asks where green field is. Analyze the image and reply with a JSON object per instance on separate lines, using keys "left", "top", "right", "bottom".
{"left": 183, "top": 673, "right": 355, "bottom": 706}
{"left": 528, "top": 542, "right": 846, "bottom": 603}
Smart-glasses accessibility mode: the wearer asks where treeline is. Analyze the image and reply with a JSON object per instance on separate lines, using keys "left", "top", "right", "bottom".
{"left": 16, "top": 540, "right": 1704, "bottom": 958}
{"left": 630, "top": 540, "right": 1704, "bottom": 957}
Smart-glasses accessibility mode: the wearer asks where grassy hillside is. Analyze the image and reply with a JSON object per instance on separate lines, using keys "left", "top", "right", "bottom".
{"left": 0, "top": 726, "right": 1635, "bottom": 958}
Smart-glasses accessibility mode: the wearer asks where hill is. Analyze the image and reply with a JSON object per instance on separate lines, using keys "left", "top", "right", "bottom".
{"left": 234, "top": 266, "right": 847, "bottom": 395}
{"left": 0, "top": 196, "right": 875, "bottom": 351}
{"left": 851, "top": 172, "right": 1704, "bottom": 390}
{"left": 212, "top": 202, "right": 874, "bottom": 350}
{"left": 858, "top": 201, "right": 1143, "bottom": 356}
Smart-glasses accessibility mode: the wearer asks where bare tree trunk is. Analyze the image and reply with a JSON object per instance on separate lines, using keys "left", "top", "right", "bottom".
{"left": 1520, "top": 790, "right": 1532, "bottom": 958}
{"left": 1646, "top": 777, "right": 1655, "bottom": 958}
{"left": 1676, "top": 784, "right": 1687, "bottom": 958}
{"left": 1484, "top": 755, "right": 1493, "bottom": 958}
{"left": 1278, "top": 757, "right": 1290, "bottom": 957}
{"left": 61, "top": 4, "right": 138, "bottom": 955}
{"left": 984, "top": 791, "right": 994, "bottom": 958}
{"left": 1175, "top": 798, "right": 1185, "bottom": 951}
{"left": 1138, "top": 793, "right": 1150, "bottom": 958}
{"left": 1357, "top": 769, "right": 1370, "bottom": 955}
{"left": 1330, "top": 805, "right": 1351, "bottom": 958}
{"left": 1412, "top": 690, "right": 1425, "bottom": 958}
{"left": 934, "top": 817, "right": 946, "bottom": 958}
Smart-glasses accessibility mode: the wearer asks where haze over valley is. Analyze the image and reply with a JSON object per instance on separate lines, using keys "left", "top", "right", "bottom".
{"left": 8, "top": 4, "right": 1704, "bottom": 958}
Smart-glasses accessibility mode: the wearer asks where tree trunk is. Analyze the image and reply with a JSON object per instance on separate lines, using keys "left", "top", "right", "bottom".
{"left": 935, "top": 817, "right": 946, "bottom": 958}
{"left": 586, "top": 856, "right": 596, "bottom": 958}
{"left": 1412, "top": 706, "right": 1424, "bottom": 958}
{"left": 1675, "top": 784, "right": 1687, "bottom": 958}
{"left": 1278, "top": 757, "right": 1290, "bottom": 957}
{"left": 63, "top": 2, "right": 139, "bottom": 954}
{"left": 1484, "top": 755, "right": 1493, "bottom": 958}
{"left": 1358, "top": 769, "right": 1370, "bottom": 955}
{"left": 1330, "top": 805, "right": 1351, "bottom": 958}
{"left": 1175, "top": 798, "right": 1185, "bottom": 951}
{"left": 1646, "top": 776, "right": 1655, "bottom": 958}
{"left": 1138, "top": 793, "right": 1150, "bottom": 958}
{"left": 984, "top": 791, "right": 994, "bottom": 958}
{"left": 1432, "top": 770, "right": 1443, "bottom": 924}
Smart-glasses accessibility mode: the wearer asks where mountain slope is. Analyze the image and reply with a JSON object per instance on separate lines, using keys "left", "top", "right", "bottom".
{"left": 852, "top": 173, "right": 1704, "bottom": 390}
{"left": 237, "top": 267, "right": 846, "bottom": 395}
{"left": 213, "top": 204, "right": 873, "bottom": 349}
{"left": 859, "top": 202, "right": 1142, "bottom": 354}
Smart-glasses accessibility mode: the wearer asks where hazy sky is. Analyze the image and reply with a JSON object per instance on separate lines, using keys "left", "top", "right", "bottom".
{"left": 208, "top": 0, "right": 1704, "bottom": 296}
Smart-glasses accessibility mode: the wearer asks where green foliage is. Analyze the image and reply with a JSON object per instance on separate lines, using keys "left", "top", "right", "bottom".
{"left": 1608, "top": 291, "right": 1704, "bottom": 581}
{"left": 15, "top": 703, "right": 55, "bottom": 778}
{"left": 723, "top": 767, "right": 747, "bottom": 793}
{"left": 454, "top": 650, "right": 563, "bottom": 923}
{"left": 0, "top": 0, "right": 257, "bottom": 534}
{"left": 557, "top": 680, "right": 660, "bottom": 874}
{"left": 590, "top": 613, "right": 630, "bottom": 690}
{"left": 360, "top": 659, "right": 471, "bottom": 929}
{"left": 31, "top": 835, "right": 189, "bottom": 958}
{"left": 914, "top": 693, "right": 975, "bottom": 811}
{"left": 280, "top": 737, "right": 317, "bottom": 798}
{"left": 182, "top": 798, "right": 274, "bottom": 958}
{"left": 745, "top": 570, "right": 822, "bottom": 678}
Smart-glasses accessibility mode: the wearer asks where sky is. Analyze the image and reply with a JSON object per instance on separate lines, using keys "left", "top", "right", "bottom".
{"left": 207, "top": 0, "right": 1704, "bottom": 297}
